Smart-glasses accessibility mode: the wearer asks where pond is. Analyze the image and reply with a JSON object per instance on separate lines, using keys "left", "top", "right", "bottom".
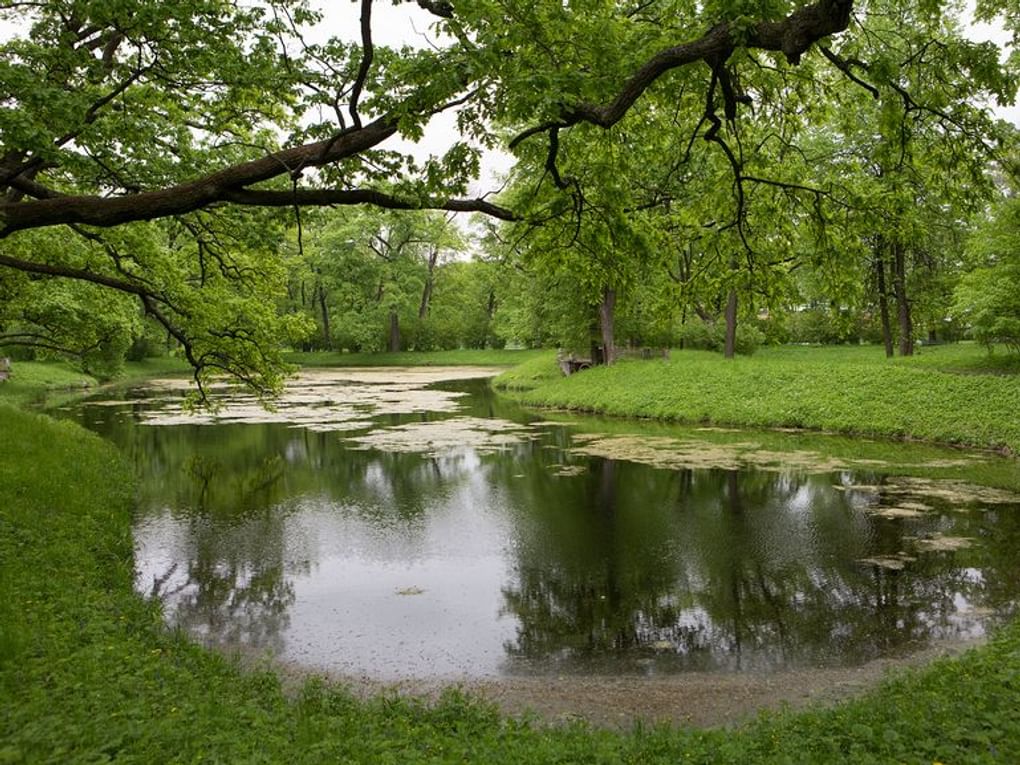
{"left": 66, "top": 367, "right": 1020, "bottom": 689}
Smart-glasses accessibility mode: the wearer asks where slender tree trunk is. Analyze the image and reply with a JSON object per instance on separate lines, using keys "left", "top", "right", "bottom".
{"left": 724, "top": 287, "right": 738, "bottom": 359}
{"left": 388, "top": 309, "right": 401, "bottom": 352}
{"left": 317, "top": 285, "right": 332, "bottom": 349}
{"left": 589, "top": 315, "right": 602, "bottom": 365}
{"left": 874, "top": 250, "right": 894, "bottom": 358}
{"left": 892, "top": 241, "right": 913, "bottom": 356}
{"left": 418, "top": 247, "right": 439, "bottom": 320}
{"left": 417, "top": 279, "right": 433, "bottom": 320}
{"left": 599, "top": 286, "right": 616, "bottom": 365}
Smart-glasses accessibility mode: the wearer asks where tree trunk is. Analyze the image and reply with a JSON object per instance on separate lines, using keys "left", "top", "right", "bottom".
{"left": 388, "top": 309, "right": 401, "bottom": 352}
{"left": 417, "top": 279, "right": 433, "bottom": 320}
{"left": 892, "top": 241, "right": 913, "bottom": 356}
{"left": 418, "top": 246, "right": 439, "bottom": 320}
{"left": 724, "top": 287, "right": 738, "bottom": 359}
{"left": 317, "top": 285, "right": 332, "bottom": 349}
{"left": 874, "top": 250, "right": 894, "bottom": 358}
{"left": 599, "top": 287, "right": 616, "bottom": 365}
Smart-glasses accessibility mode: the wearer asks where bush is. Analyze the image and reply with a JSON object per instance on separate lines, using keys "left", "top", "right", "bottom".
{"left": 786, "top": 307, "right": 865, "bottom": 345}
{"left": 678, "top": 320, "right": 763, "bottom": 355}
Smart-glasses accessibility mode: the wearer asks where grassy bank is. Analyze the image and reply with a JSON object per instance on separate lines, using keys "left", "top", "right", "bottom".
{"left": 495, "top": 344, "right": 1020, "bottom": 454}
{"left": 0, "top": 357, "right": 188, "bottom": 409}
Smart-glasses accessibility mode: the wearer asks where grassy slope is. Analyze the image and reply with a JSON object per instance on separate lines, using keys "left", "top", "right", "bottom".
{"left": 0, "top": 358, "right": 188, "bottom": 408}
{"left": 496, "top": 344, "right": 1020, "bottom": 453}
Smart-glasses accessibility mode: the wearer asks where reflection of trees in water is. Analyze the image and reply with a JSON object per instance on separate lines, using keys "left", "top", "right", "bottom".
{"left": 78, "top": 384, "right": 1020, "bottom": 674}
{"left": 497, "top": 459, "right": 1015, "bottom": 674}
{"left": 121, "top": 406, "right": 503, "bottom": 656}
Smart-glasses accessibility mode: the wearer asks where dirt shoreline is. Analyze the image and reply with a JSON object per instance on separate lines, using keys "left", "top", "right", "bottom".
{"left": 232, "top": 637, "right": 982, "bottom": 730}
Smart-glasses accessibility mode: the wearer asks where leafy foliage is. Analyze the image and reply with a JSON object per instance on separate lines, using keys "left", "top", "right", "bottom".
{"left": 955, "top": 196, "right": 1020, "bottom": 353}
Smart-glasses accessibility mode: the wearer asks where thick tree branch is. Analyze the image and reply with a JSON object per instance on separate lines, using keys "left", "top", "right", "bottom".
{"left": 221, "top": 188, "right": 520, "bottom": 221}
{"left": 511, "top": 0, "right": 853, "bottom": 149}
{"left": 349, "top": 0, "right": 374, "bottom": 130}
{"left": 0, "top": 116, "right": 400, "bottom": 236}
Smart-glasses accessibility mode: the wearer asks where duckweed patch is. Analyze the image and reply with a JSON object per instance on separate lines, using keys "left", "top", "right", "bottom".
{"left": 136, "top": 368, "right": 502, "bottom": 427}
{"left": 564, "top": 433, "right": 1005, "bottom": 479}
{"left": 347, "top": 416, "right": 540, "bottom": 456}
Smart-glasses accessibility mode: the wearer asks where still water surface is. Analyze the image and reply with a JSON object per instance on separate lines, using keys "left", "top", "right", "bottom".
{"left": 67, "top": 368, "right": 1020, "bottom": 680}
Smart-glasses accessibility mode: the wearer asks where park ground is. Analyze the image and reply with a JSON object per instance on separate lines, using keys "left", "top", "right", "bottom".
{"left": 1, "top": 343, "right": 1019, "bottom": 762}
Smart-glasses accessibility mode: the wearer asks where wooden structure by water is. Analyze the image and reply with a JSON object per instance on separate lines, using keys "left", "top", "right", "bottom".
{"left": 558, "top": 347, "right": 669, "bottom": 376}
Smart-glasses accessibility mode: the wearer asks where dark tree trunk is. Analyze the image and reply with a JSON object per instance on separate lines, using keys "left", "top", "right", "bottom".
{"left": 317, "top": 285, "right": 332, "bottom": 349}
{"left": 418, "top": 279, "right": 433, "bottom": 320}
{"left": 928, "top": 328, "right": 937, "bottom": 345}
{"left": 892, "top": 241, "right": 913, "bottom": 356}
{"left": 418, "top": 246, "right": 439, "bottom": 320}
{"left": 874, "top": 249, "right": 894, "bottom": 358}
{"left": 724, "top": 287, "right": 738, "bottom": 359}
{"left": 599, "top": 287, "right": 616, "bottom": 365}
{"left": 388, "top": 309, "right": 401, "bottom": 352}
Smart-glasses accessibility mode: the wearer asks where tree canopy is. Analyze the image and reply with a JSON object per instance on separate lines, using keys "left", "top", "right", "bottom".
{"left": 1, "top": 0, "right": 1017, "bottom": 391}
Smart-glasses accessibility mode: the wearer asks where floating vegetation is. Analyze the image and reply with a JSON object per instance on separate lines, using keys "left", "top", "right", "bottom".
{"left": 913, "top": 534, "right": 974, "bottom": 553}
{"left": 858, "top": 554, "right": 916, "bottom": 571}
{"left": 563, "top": 434, "right": 966, "bottom": 475}
{"left": 897, "top": 501, "right": 934, "bottom": 512}
{"left": 395, "top": 586, "right": 426, "bottom": 596}
{"left": 867, "top": 506, "right": 926, "bottom": 520}
{"left": 880, "top": 477, "right": 1020, "bottom": 506}
{"left": 550, "top": 464, "right": 587, "bottom": 477}
{"left": 347, "top": 416, "right": 539, "bottom": 456}
{"left": 134, "top": 368, "right": 503, "bottom": 427}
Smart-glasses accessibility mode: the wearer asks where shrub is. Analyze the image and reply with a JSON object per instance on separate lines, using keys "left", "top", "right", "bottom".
{"left": 678, "top": 320, "right": 763, "bottom": 355}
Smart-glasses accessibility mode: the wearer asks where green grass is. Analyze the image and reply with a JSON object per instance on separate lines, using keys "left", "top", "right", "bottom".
{"left": 3, "top": 403, "right": 1020, "bottom": 762}
{"left": 495, "top": 343, "right": 1020, "bottom": 454}
{"left": 0, "top": 361, "right": 98, "bottom": 408}
{"left": 284, "top": 348, "right": 547, "bottom": 368}
{"left": 0, "top": 357, "right": 189, "bottom": 409}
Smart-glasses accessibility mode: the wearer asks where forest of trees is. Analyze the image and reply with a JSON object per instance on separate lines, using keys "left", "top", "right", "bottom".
{"left": 2, "top": 0, "right": 1019, "bottom": 393}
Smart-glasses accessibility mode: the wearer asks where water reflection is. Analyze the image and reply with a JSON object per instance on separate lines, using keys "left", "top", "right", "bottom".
{"left": 68, "top": 374, "right": 1020, "bottom": 680}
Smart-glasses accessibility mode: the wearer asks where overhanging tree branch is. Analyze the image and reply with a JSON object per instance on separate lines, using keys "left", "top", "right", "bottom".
{"left": 0, "top": 116, "right": 400, "bottom": 236}
{"left": 510, "top": 0, "right": 854, "bottom": 150}
{"left": 221, "top": 188, "right": 520, "bottom": 220}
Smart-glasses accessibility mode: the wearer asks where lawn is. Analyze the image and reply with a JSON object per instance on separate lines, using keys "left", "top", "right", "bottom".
{"left": 495, "top": 343, "right": 1020, "bottom": 453}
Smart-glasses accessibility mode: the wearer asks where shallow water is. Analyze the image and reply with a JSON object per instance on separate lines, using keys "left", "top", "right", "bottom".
{"left": 67, "top": 368, "right": 1020, "bottom": 681}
